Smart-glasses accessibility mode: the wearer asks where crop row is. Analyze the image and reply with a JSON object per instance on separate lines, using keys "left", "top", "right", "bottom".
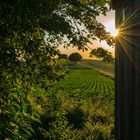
{"left": 55, "top": 69, "right": 115, "bottom": 99}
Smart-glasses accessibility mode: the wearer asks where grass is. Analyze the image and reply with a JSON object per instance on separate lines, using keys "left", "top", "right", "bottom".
{"left": 67, "top": 59, "right": 114, "bottom": 78}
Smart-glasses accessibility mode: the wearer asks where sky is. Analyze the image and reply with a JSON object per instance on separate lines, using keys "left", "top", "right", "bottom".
{"left": 59, "top": 10, "right": 116, "bottom": 59}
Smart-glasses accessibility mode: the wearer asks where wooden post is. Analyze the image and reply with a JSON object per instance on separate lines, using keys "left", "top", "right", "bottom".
{"left": 111, "top": 0, "right": 140, "bottom": 139}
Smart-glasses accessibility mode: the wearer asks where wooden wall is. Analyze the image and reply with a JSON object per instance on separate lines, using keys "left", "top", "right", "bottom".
{"left": 114, "top": 0, "right": 140, "bottom": 139}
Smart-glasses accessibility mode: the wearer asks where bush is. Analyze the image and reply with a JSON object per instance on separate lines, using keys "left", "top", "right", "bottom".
{"left": 69, "top": 53, "right": 82, "bottom": 62}
{"left": 31, "top": 91, "right": 114, "bottom": 140}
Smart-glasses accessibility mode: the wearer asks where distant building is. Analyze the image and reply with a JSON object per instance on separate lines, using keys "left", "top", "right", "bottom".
{"left": 111, "top": 0, "right": 140, "bottom": 140}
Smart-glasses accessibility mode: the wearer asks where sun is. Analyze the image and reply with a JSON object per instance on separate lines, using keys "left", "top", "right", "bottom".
{"left": 111, "top": 29, "right": 119, "bottom": 37}
{"left": 105, "top": 20, "right": 119, "bottom": 37}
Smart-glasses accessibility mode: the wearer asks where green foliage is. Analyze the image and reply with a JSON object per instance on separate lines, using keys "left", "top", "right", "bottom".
{"left": 90, "top": 47, "right": 114, "bottom": 62}
{"left": 0, "top": 0, "right": 115, "bottom": 139}
{"left": 41, "top": 68, "right": 115, "bottom": 139}
{"left": 69, "top": 53, "right": 83, "bottom": 62}
{"left": 34, "top": 92, "right": 114, "bottom": 140}
{"left": 0, "top": 66, "right": 115, "bottom": 139}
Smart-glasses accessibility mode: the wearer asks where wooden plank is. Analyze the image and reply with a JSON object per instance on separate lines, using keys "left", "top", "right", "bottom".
{"left": 115, "top": 1, "right": 140, "bottom": 139}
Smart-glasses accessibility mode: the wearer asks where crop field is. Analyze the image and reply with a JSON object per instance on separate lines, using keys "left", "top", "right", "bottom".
{"left": 46, "top": 64, "right": 115, "bottom": 139}
{"left": 55, "top": 68, "right": 115, "bottom": 100}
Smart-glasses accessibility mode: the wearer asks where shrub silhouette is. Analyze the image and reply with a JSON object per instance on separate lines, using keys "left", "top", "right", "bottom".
{"left": 69, "top": 53, "right": 82, "bottom": 62}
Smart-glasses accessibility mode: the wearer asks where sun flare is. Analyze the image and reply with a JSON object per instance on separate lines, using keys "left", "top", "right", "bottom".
{"left": 112, "top": 29, "right": 119, "bottom": 37}
{"left": 105, "top": 20, "right": 119, "bottom": 37}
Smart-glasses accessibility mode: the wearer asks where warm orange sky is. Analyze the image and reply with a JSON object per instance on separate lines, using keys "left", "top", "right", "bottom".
{"left": 59, "top": 10, "right": 116, "bottom": 59}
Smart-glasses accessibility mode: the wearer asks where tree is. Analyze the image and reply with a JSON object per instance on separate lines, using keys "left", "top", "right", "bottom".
{"left": 69, "top": 53, "right": 82, "bottom": 62}
{"left": 103, "top": 52, "right": 114, "bottom": 63}
{"left": 0, "top": 0, "right": 114, "bottom": 139}
{"left": 90, "top": 47, "right": 107, "bottom": 58}
{"left": 90, "top": 47, "right": 113, "bottom": 62}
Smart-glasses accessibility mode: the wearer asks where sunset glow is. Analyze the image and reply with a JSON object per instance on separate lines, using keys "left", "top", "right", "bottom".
{"left": 60, "top": 11, "right": 116, "bottom": 59}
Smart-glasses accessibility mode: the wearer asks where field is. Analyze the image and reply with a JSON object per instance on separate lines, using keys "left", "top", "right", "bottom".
{"left": 67, "top": 59, "right": 114, "bottom": 78}
{"left": 55, "top": 59, "right": 115, "bottom": 99}
{"left": 44, "top": 60, "right": 115, "bottom": 139}
{"left": 56, "top": 69, "right": 114, "bottom": 100}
